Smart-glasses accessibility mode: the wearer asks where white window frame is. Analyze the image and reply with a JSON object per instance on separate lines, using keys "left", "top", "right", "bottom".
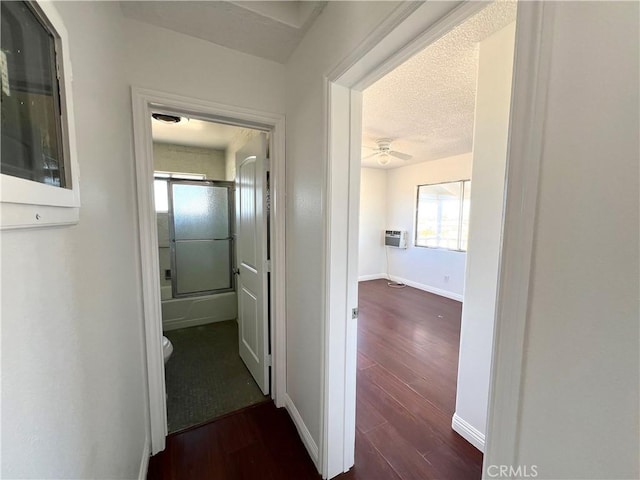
{"left": 1, "top": 1, "right": 80, "bottom": 230}
{"left": 415, "top": 179, "right": 471, "bottom": 252}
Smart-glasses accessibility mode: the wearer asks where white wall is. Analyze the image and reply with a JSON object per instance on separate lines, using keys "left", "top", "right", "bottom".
{"left": 384, "top": 153, "right": 472, "bottom": 299}
{"left": 1, "top": 7, "right": 288, "bottom": 479}
{"left": 1, "top": 2, "right": 147, "bottom": 478}
{"left": 153, "top": 143, "right": 226, "bottom": 180}
{"left": 225, "top": 129, "right": 260, "bottom": 182}
{"left": 285, "top": 0, "right": 405, "bottom": 459}
{"left": 358, "top": 168, "right": 387, "bottom": 279}
{"left": 453, "top": 22, "right": 516, "bottom": 448}
{"left": 515, "top": 3, "right": 639, "bottom": 478}
{"left": 124, "top": 17, "right": 285, "bottom": 116}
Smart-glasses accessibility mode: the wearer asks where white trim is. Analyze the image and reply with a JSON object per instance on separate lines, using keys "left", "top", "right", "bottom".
{"left": 322, "top": 82, "right": 352, "bottom": 479}
{"left": 132, "top": 87, "right": 286, "bottom": 455}
{"left": 1, "top": 0, "right": 81, "bottom": 229}
{"left": 323, "top": 1, "right": 550, "bottom": 478}
{"left": 358, "top": 273, "right": 463, "bottom": 301}
{"left": 452, "top": 413, "right": 485, "bottom": 452}
{"left": 484, "top": 2, "right": 554, "bottom": 473}
{"left": 284, "top": 393, "right": 319, "bottom": 464}
{"left": 387, "top": 275, "right": 463, "bottom": 302}
{"left": 138, "top": 436, "right": 150, "bottom": 480}
{"left": 132, "top": 88, "right": 167, "bottom": 455}
{"left": 357, "top": 273, "right": 387, "bottom": 282}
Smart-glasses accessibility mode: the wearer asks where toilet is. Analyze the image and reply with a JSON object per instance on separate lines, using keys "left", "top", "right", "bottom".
{"left": 162, "top": 336, "right": 173, "bottom": 364}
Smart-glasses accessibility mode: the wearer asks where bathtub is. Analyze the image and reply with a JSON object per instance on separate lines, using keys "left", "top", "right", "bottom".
{"left": 160, "top": 286, "right": 237, "bottom": 331}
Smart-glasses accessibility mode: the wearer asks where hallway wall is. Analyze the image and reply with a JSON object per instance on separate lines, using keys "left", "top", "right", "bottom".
{"left": 1, "top": 2, "right": 147, "bottom": 478}
{"left": 123, "top": 17, "right": 286, "bottom": 116}
{"left": 285, "top": 2, "right": 406, "bottom": 462}
{"left": 514, "top": 3, "right": 639, "bottom": 477}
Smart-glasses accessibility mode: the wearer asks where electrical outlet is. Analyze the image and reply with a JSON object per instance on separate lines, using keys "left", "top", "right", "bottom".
{"left": 444, "top": 275, "right": 450, "bottom": 283}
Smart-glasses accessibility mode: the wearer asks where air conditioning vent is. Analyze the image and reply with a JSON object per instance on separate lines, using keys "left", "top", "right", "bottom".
{"left": 384, "top": 230, "right": 408, "bottom": 249}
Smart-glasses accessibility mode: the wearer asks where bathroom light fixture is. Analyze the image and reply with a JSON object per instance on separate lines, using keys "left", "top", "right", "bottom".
{"left": 152, "top": 113, "right": 182, "bottom": 124}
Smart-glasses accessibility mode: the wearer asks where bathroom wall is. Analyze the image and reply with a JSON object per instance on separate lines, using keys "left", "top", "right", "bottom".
{"left": 225, "top": 128, "right": 261, "bottom": 182}
{"left": 153, "top": 142, "right": 226, "bottom": 180}
{"left": 157, "top": 213, "right": 171, "bottom": 290}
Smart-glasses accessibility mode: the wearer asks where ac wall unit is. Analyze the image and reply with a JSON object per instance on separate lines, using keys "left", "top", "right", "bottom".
{"left": 384, "top": 230, "right": 408, "bottom": 249}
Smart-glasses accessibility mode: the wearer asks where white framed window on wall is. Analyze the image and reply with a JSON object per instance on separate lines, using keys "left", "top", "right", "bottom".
{"left": 1, "top": 0, "right": 80, "bottom": 229}
{"left": 415, "top": 180, "right": 471, "bottom": 251}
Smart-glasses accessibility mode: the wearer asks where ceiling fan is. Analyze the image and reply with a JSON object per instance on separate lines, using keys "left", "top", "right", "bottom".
{"left": 362, "top": 138, "right": 412, "bottom": 166}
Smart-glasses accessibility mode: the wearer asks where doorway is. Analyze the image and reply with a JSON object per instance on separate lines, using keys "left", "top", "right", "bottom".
{"left": 347, "top": 2, "right": 516, "bottom": 477}
{"left": 150, "top": 116, "right": 270, "bottom": 432}
{"left": 323, "top": 1, "right": 552, "bottom": 477}
{"left": 132, "top": 88, "right": 286, "bottom": 455}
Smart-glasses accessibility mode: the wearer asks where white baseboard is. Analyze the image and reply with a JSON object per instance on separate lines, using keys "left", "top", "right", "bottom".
{"left": 138, "top": 435, "right": 150, "bottom": 480}
{"left": 283, "top": 393, "right": 319, "bottom": 467}
{"left": 387, "top": 275, "right": 464, "bottom": 302}
{"left": 358, "top": 273, "right": 387, "bottom": 282}
{"left": 452, "top": 413, "right": 485, "bottom": 452}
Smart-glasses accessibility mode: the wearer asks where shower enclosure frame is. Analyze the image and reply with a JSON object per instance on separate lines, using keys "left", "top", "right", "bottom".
{"left": 167, "top": 179, "right": 236, "bottom": 299}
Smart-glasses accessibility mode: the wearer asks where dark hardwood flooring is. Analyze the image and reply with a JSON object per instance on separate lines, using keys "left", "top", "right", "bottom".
{"left": 336, "top": 279, "right": 483, "bottom": 480}
{"left": 147, "top": 279, "right": 482, "bottom": 480}
{"left": 147, "top": 400, "right": 321, "bottom": 480}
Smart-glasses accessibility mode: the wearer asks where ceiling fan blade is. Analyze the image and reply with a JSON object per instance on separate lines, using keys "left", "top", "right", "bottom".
{"left": 390, "top": 150, "right": 412, "bottom": 161}
{"left": 361, "top": 152, "right": 380, "bottom": 160}
{"left": 362, "top": 145, "right": 378, "bottom": 150}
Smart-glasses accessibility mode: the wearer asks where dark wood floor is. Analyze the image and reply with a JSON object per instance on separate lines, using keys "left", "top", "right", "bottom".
{"left": 336, "top": 279, "right": 482, "bottom": 480}
{"left": 148, "top": 279, "right": 482, "bottom": 480}
{"left": 147, "top": 400, "right": 320, "bottom": 480}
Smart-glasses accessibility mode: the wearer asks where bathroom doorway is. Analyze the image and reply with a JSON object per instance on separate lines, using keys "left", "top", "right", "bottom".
{"left": 151, "top": 115, "right": 270, "bottom": 433}
{"left": 132, "top": 87, "right": 286, "bottom": 455}
{"left": 132, "top": 88, "right": 286, "bottom": 453}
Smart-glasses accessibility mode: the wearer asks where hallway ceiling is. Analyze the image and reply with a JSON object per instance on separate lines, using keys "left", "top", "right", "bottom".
{"left": 362, "top": 1, "right": 517, "bottom": 169}
{"left": 120, "top": 1, "right": 326, "bottom": 64}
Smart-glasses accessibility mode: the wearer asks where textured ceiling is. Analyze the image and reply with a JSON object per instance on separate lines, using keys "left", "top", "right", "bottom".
{"left": 120, "top": 1, "right": 326, "bottom": 64}
{"left": 152, "top": 117, "right": 250, "bottom": 150}
{"left": 362, "top": 1, "right": 517, "bottom": 169}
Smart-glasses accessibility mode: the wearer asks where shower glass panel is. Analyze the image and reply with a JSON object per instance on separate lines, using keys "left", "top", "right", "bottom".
{"left": 170, "top": 181, "right": 234, "bottom": 297}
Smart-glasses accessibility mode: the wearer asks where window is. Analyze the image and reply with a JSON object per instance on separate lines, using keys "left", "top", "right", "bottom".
{"left": 153, "top": 172, "right": 205, "bottom": 213}
{"left": 415, "top": 180, "right": 471, "bottom": 251}
{"left": 0, "top": 1, "right": 79, "bottom": 229}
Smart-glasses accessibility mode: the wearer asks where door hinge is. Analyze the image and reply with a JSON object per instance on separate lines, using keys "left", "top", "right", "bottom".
{"left": 352, "top": 307, "right": 359, "bottom": 319}
{"left": 265, "top": 259, "right": 271, "bottom": 272}
{"left": 266, "top": 354, "right": 272, "bottom": 367}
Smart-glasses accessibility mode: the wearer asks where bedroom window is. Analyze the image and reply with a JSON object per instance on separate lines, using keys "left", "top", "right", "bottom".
{"left": 415, "top": 180, "right": 471, "bottom": 251}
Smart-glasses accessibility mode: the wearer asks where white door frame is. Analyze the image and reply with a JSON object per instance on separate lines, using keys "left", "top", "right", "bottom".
{"left": 322, "top": 2, "right": 554, "bottom": 477}
{"left": 131, "top": 87, "right": 286, "bottom": 455}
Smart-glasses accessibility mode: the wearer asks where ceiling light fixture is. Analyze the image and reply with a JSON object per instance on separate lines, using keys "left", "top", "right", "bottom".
{"left": 377, "top": 153, "right": 391, "bottom": 166}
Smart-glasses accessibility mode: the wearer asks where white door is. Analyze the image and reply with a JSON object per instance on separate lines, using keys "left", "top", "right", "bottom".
{"left": 235, "top": 133, "right": 270, "bottom": 395}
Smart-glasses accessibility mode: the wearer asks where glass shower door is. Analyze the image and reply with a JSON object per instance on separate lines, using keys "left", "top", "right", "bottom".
{"left": 169, "top": 181, "right": 233, "bottom": 297}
